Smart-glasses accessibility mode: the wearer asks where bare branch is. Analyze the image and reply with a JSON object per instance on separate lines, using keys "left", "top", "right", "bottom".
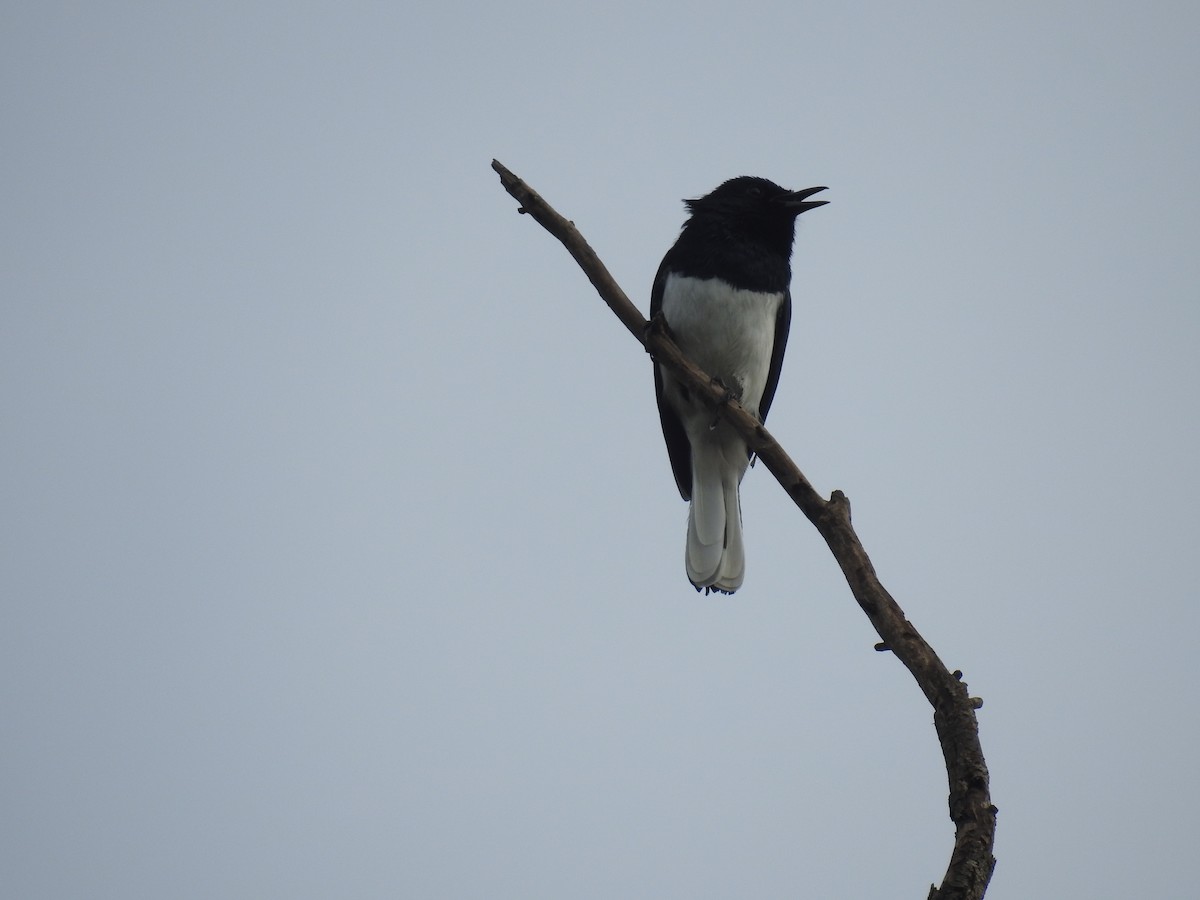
{"left": 491, "top": 159, "right": 997, "bottom": 899}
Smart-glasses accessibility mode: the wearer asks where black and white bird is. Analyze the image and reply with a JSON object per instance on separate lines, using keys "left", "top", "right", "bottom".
{"left": 651, "top": 176, "right": 828, "bottom": 594}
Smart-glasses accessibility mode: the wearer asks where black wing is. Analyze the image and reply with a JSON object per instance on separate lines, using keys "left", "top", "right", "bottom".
{"left": 757, "top": 288, "right": 791, "bottom": 425}
{"left": 650, "top": 260, "right": 693, "bottom": 500}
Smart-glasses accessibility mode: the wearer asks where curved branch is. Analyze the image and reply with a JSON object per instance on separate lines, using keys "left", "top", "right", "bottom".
{"left": 491, "top": 159, "right": 997, "bottom": 899}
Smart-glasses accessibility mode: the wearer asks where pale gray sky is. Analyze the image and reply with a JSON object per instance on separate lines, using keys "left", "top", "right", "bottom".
{"left": 3, "top": 2, "right": 1198, "bottom": 898}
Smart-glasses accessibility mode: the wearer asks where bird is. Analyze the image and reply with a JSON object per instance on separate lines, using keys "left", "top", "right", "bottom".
{"left": 651, "top": 176, "right": 828, "bottom": 594}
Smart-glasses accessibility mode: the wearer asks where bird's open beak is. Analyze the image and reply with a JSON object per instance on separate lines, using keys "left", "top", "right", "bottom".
{"left": 778, "top": 185, "right": 829, "bottom": 214}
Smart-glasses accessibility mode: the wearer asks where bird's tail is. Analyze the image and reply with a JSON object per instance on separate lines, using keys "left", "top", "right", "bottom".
{"left": 685, "top": 440, "right": 747, "bottom": 594}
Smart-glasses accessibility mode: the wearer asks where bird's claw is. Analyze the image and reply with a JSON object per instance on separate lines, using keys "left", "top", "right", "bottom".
{"left": 643, "top": 313, "right": 673, "bottom": 357}
{"left": 708, "top": 377, "right": 739, "bottom": 429}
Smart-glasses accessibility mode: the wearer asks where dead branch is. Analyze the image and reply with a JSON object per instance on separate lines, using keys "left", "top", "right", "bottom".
{"left": 491, "top": 159, "right": 997, "bottom": 899}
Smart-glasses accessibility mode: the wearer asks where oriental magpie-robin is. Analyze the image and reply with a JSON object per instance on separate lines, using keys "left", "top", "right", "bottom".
{"left": 651, "top": 176, "right": 827, "bottom": 593}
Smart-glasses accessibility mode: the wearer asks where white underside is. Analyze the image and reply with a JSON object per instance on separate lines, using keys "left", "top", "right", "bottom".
{"left": 659, "top": 274, "right": 784, "bottom": 593}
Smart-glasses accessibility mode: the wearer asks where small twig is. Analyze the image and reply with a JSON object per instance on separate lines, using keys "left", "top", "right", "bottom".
{"left": 491, "top": 159, "right": 996, "bottom": 900}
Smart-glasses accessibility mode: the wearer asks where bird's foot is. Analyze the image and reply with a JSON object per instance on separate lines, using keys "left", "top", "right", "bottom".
{"left": 708, "top": 377, "right": 739, "bottom": 429}
{"left": 643, "top": 312, "right": 673, "bottom": 357}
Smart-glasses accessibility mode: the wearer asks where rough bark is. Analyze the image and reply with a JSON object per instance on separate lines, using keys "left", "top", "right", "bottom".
{"left": 491, "top": 159, "right": 997, "bottom": 899}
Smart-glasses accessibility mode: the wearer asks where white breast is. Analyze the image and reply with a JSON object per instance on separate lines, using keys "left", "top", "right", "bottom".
{"left": 659, "top": 273, "right": 783, "bottom": 417}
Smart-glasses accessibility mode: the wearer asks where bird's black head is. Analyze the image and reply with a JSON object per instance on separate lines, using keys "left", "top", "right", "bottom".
{"left": 685, "top": 176, "right": 829, "bottom": 219}
{"left": 683, "top": 176, "right": 828, "bottom": 257}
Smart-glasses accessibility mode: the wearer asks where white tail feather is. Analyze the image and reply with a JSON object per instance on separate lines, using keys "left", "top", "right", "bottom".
{"left": 713, "top": 478, "right": 744, "bottom": 592}
{"left": 685, "top": 444, "right": 726, "bottom": 584}
{"left": 685, "top": 437, "right": 748, "bottom": 593}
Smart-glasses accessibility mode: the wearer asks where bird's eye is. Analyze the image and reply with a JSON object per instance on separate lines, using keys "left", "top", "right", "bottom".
{"left": 747, "top": 186, "right": 764, "bottom": 198}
